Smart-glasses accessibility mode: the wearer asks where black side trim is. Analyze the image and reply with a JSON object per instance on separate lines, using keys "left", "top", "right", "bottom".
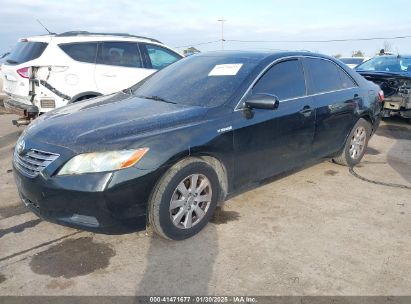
{"left": 38, "top": 80, "right": 71, "bottom": 101}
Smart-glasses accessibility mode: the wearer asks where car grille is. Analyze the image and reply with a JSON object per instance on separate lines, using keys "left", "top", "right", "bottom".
{"left": 13, "top": 149, "right": 59, "bottom": 178}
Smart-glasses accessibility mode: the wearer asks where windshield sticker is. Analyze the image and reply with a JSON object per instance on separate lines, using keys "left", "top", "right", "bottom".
{"left": 208, "top": 64, "right": 243, "bottom": 76}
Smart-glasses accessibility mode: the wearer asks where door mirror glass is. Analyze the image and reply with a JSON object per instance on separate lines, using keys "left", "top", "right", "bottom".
{"left": 245, "top": 93, "right": 280, "bottom": 110}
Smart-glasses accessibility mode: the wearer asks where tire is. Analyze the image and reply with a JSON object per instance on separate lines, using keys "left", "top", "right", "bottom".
{"left": 148, "top": 157, "right": 220, "bottom": 240}
{"left": 332, "top": 118, "right": 372, "bottom": 167}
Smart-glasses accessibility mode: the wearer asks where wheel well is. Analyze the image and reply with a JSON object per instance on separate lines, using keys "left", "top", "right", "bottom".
{"left": 70, "top": 92, "right": 102, "bottom": 103}
{"left": 167, "top": 154, "right": 229, "bottom": 203}
{"left": 359, "top": 114, "right": 374, "bottom": 133}
{"left": 197, "top": 155, "right": 228, "bottom": 203}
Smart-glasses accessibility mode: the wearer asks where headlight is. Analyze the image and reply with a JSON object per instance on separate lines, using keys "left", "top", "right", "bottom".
{"left": 58, "top": 148, "right": 149, "bottom": 175}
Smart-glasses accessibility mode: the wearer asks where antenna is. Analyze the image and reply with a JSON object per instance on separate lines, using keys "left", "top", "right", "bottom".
{"left": 36, "top": 19, "right": 55, "bottom": 35}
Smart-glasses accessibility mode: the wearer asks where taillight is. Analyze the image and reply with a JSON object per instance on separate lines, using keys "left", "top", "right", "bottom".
{"left": 17, "top": 67, "right": 29, "bottom": 78}
{"left": 378, "top": 90, "right": 385, "bottom": 102}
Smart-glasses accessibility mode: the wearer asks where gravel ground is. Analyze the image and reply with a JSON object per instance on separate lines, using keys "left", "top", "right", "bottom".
{"left": 0, "top": 113, "right": 410, "bottom": 296}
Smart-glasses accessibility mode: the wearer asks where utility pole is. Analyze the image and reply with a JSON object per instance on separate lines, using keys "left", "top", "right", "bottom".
{"left": 217, "top": 17, "right": 226, "bottom": 50}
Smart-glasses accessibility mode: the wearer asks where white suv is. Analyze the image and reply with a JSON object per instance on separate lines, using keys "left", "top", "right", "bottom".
{"left": 1, "top": 31, "right": 182, "bottom": 125}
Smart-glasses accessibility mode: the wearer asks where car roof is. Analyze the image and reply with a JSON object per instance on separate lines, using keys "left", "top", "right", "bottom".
{"left": 21, "top": 31, "right": 165, "bottom": 45}
{"left": 192, "top": 50, "right": 333, "bottom": 63}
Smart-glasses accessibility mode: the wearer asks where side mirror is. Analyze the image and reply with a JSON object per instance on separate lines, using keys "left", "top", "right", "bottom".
{"left": 245, "top": 93, "right": 280, "bottom": 110}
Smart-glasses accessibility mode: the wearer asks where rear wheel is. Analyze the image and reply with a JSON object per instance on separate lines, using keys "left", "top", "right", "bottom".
{"left": 333, "top": 118, "right": 371, "bottom": 167}
{"left": 148, "top": 158, "right": 220, "bottom": 240}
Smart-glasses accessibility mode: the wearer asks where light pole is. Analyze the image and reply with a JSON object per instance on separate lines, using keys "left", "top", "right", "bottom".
{"left": 217, "top": 17, "right": 226, "bottom": 50}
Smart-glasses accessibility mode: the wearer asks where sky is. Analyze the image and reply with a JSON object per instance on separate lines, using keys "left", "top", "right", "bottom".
{"left": 1, "top": 0, "right": 411, "bottom": 57}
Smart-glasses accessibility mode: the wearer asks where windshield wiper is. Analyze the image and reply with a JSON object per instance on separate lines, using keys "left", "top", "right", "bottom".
{"left": 137, "top": 95, "right": 177, "bottom": 104}
{"left": 6, "top": 59, "right": 18, "bottom": 64}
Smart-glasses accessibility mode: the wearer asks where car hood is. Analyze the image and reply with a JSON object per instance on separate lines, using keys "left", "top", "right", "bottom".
{"left": 356, "top": 70, "right": 411, "bottom": 79}
{"left": 356, "top": 70, "right": 411, "bottom": 97}
{"left": 26, "top": 92, "right": 208, "bottom": 151}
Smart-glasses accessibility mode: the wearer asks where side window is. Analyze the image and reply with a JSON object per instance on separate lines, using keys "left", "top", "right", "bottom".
{"left": 143, "top": 44, "right": 181, "bottom": 70}
{"left": 338, "top": 68, "right": 356, "bottom": 89}
{"left": 99, "top": 42, "right": 142, "bottom": 68}
{"left": 306, "top": 58, "right": 356, "bottom": 93}
{"left": 59, "top": 43, "right": 97, "bottom": 63}
{"left": 252, "top": 59, "right": 306, "bottom": 100}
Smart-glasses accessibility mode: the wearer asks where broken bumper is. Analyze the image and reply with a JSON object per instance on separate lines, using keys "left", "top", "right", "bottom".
{"left": 3, "top": 98, "right": 39, "bottom": 118}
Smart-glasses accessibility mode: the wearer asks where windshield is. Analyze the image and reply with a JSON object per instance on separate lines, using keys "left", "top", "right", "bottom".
{"left": 340, "top": 58, "right": 364, "bottom": 65}
{"left": 356, "top": 56, "right": 411, "bottom": 73}
{"left": 131, "top": 55, "right": 260, "bottom": 107}
{"left": 6, "top": 41, "right": 48, "bottom": 65}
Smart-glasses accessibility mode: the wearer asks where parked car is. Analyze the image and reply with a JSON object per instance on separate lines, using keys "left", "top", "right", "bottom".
{"left": 13, "top": 51, "right": 382, "bottom": 240}
{"left": 0, "top": 51, "right": 10, "bottom": 100}
{"left": 339, "top": 57, "right": 370, "bottom": 69}
{"left": 1, "top": 31, "right": 182, "bottom": 126}
{"left": 356, "top": 55, "right": 411, "bottom": 122}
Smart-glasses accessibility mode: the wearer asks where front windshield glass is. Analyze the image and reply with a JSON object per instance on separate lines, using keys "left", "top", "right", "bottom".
{"left": 340, "top": 58, "right": 364, "bottom": 65}
{"left": 356, "top": 56, "right": 411, "bottom": 73}
{"left": 131, "top": 55, "right": 261, "bottom": 107}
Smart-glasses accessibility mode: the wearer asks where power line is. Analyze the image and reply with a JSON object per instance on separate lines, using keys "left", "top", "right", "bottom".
{"left": 174, "top": 40, "right": 221, "bottom": 48}
{"left": 174, "top": 34, "right": 411, "bottom": 49}
{"left": 227, "top": 34, "right": 411, "bottom": 43}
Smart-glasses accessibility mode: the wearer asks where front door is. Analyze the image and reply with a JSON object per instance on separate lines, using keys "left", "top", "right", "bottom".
{"left": 233, "top": 58, "right": 316, "bottom": 188}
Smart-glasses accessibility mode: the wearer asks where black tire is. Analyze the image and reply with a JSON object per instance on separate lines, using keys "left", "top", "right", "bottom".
{"left": 332, "top": 118, "right": 372, "bottom": 167}
{"left": 148, "top": 157, "right": 220, "bottom": 240}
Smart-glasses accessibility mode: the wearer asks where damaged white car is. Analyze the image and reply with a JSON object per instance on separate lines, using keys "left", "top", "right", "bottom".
{"left": 356, "top": 55, "right": 411, "bottom": 123}
{"left": 1, "top": 31, "right": 182, "bottom": 126}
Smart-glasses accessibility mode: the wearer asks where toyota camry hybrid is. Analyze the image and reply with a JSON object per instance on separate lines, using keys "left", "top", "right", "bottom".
{"left": 13, "top": 51, "right": 382, "bottom": 240}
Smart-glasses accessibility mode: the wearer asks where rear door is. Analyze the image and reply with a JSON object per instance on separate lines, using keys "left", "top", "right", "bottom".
{"left": 303, "top": 57, "right": 360, "bottom": 156}
{"left": 233, "top": 58, "right": 316, "bottom": 186}
{"left": 95, "top": 41, "right": 153, "bottom": 94}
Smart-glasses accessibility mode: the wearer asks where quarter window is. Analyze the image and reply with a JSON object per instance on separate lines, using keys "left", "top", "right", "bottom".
{"left": 142, "top": 44, "right": 181, "bottom": 70}
{"left": 306, "top": 58, "right": 356, "bottom": 93}
{"left": 98, "top": 42, "right": 142, "bottom": 68}
{"left": 252, "top": 59, "right": 306, "bottom": 100}
{"left": 59, "top": 43, "right": 97, "bottom": 63}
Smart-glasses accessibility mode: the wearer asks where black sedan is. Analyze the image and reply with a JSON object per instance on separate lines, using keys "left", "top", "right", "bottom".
{"left": 13, "top": 51, "right": 382, "bottom": 240}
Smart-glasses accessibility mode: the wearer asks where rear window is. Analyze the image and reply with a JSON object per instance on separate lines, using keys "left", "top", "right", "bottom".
{"left": 5, "top": 41, "right": 48, "bottom": 65}
{"left": 59, "top": 43, "right": 98, "bottom": 63}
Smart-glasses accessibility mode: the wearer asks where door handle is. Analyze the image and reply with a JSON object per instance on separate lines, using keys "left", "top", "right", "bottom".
{"left": 103, "top": 74, "right": 116, "bottom": 77}
{"left": 299, "top": 105, "right": 313, "bottom": 117}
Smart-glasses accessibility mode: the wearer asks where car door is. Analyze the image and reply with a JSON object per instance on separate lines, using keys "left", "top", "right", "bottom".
{"left": 232, "top": 58, "right": 316, "bottom": 187}
{"left": 303, "top": 57, "right": 360, "bottom": 157}
{"left": 94, "top": 41, "right": 153, "bottom": 94}
{"left": 139, "top": 43, "right": 182, "bottom": 73}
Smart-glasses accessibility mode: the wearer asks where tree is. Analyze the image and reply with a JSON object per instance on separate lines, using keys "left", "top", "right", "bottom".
{"left": 352, "top": 50, "right": 364, "bottom": 57}
{"left": 183, "top": 47, "right": 200, "bottom": 56}
{"left": 383, "top": 41, "right": 392, "bottom": 53}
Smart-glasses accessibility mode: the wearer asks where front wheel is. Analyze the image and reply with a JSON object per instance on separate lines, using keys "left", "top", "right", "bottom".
{"left": 148, "top": 158, "right": 220, "bottom": 240}
{"left": 333, "top": 118, "right": 372, "bottom": 167}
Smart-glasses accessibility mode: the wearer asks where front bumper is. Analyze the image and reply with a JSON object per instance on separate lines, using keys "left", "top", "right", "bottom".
{"left": 4, "top": 98, "right": 39, "bottom": 118}
{"left": 12, "top": 144, "right": 165, "bottom": 233}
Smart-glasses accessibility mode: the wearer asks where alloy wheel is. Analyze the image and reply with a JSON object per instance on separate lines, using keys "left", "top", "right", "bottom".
{"left": 169, "top": 174, "right": 212, "bottom": 229}
{"left": 349, "top": 126, "right": 367, "bottom": 159}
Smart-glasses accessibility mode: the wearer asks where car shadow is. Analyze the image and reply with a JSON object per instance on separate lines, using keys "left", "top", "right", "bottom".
{"left": 135, "top": 224, "right": 218, "bottom": 296}
{"left": 377, "top": 118, "right": 411, "bottom": 184}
